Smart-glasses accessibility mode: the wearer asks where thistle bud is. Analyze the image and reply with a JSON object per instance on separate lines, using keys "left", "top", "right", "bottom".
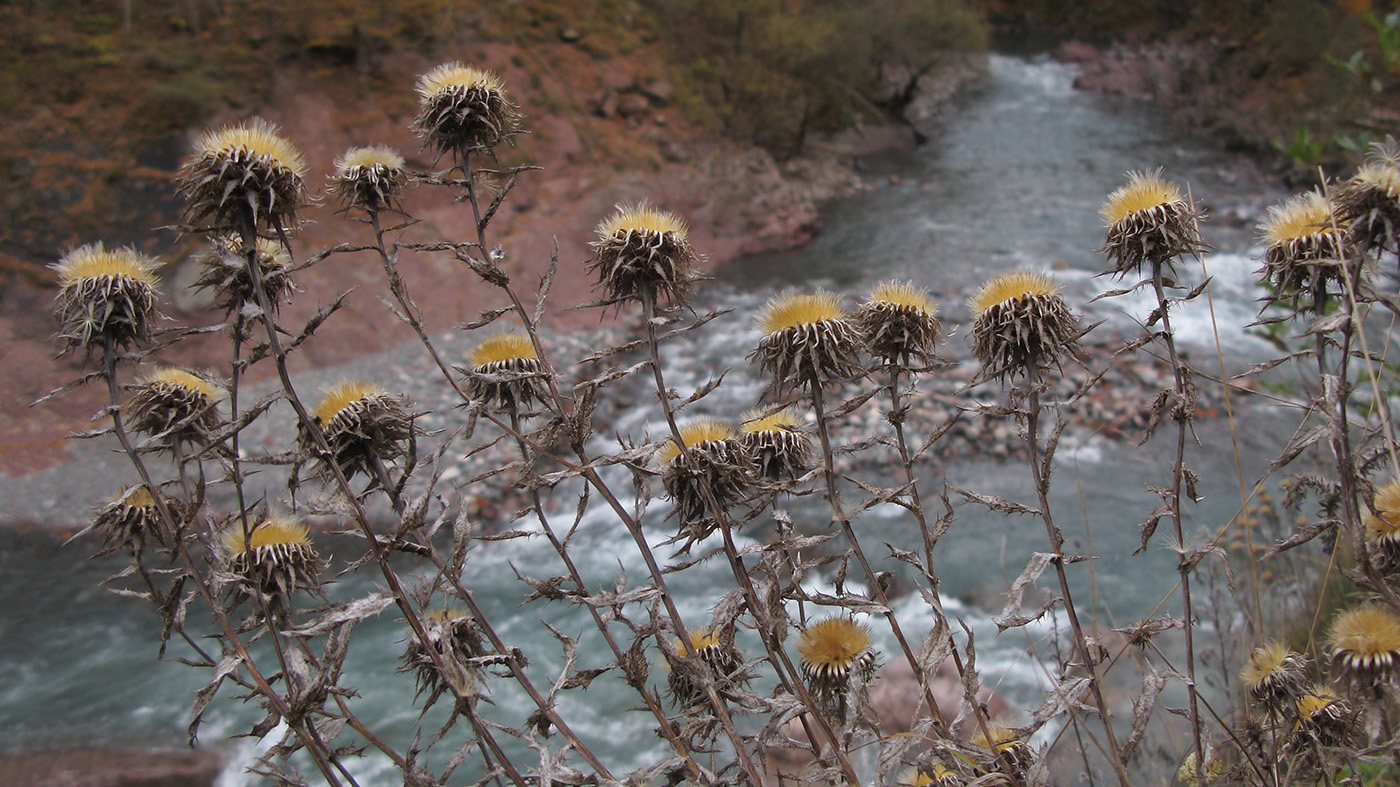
{"left": 194, "top": 234, "right": 296, "bottom": 318}
{"left": 221, "top": 514, "right": 323, "bottom": 602}
{"left": 126, "top": 367, "right": 225, "bottom": 449}
{"left": 666, "top": 628, "right": 743, "bottom": 709}
{"left": 1099, "top": 168, "right": 1205, "bottom": 274}
{"left": 855, "top": 281, "right": 943, "bottom": 368}
{"left": 1257, "top": 191, "right": 1347, "bottom": 314}
{"left": 463, "top": 330, "right": 547, "bottom": 412}
{"left": 400, "top": 609, "right": 484, "bottom": 702}
{"left": 738, "top": 408, "right": 812, "bottom": 481}
{"left": 303, "top": 381, "right": 416, "bottom": 486}
{"left": 796, "top": 616, "right": 877, "bottom": 713}
{"left": 1333, "top": 136, "right": 1400, "bottom": 253}
{"left": 328, "top": 145, "right": 408, "bottom": 215}
{"left": 658, "top": 421, "right": 749, "bottom": 529}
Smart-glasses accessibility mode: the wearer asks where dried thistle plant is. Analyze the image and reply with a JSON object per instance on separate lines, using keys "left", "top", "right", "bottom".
{"left": 89, "top": 484, "right": 170, "bottom": 555}
{"left": 1327, "top": 605, "right": 1400, "bottom": 686}
{"left": 657, "top": 420, "right": 749, "bottom": 527}
{"left": 738, "top": 407, "right": 812, "bottom": 481}
{"left": 1239, "top": 641, "right": 1309, "bottom": 713}
{"left": 51, "top": 243, "right": 161, "bottom": 355}
{"left": 666, "top": 628, "right": 743, "bottom": 709}
{"left": 795, "top": 616, "right": 877, "bottom": 716}
{"left": 400, "top": 608, "right": 485, "bottom": 704}
{"left": 1333, "top": 135, "right": 1400, "bottom": 254}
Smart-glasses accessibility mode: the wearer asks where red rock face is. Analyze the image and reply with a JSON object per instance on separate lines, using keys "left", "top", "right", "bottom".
{"left": 0, "top": 748, "right": 223, "bottom": 787}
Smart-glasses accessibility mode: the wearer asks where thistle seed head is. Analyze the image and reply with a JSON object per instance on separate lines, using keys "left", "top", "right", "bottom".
{"left": 856, "top": 280, "right": 943, "bottom": 367}
{"left": 463, "top": 330, "right": 546, "bottom": 412}
{"left": 1099, "top": 168, "right": 1205, "bottom": 274}
{"left": 658, "top": 420, "right": 749, "bottom": 527}
{"left": 1327, "top": 604, "right": 1400, "bottom": 684}
{"left": 738, "top": 407, "right": 812, "bottom": 481}
{"left": 328, "top": 145, "right": 408, "bottom": 215}
{"left": 221, "top": 514, "right": 322, "bottom": 601}
{"left": 91, "top": 484, "right": 174, "bottom": 555}
{"left": 968, "top": 271, "right": 1080, "bottom": 381}
{"left": 588, "top": 202, "right": 699, "bottom": 308}
{"left": 1334, "top": 136, "right": 1400, "bottom": 253}
{"left": 1365, "top": 477, "right": 1400, "bottom": 574}
{"left": 897, "top": 765, "right": 965, "bottom": 787}
{"left": 194, "top": 234, "right": 296, "bottom": 317}
{"left": 400, "top": 608, "right": 484, "bottom": 701}
{"left": 751, "top": 290, "right": 863, "bottom": 394}
{"left": 968, "top": 722, "right": 1033, "bottom": 781}
{"left": 1257, "top": 191, "right": 1347, "bottom": 314}
{"left": 412, "top": 62, "right": 519, "bottom": 156}
{"left": 1288, "top": 684, "right": 1353, "bottom": 750}
{"left": 176, "top": 118, "right": 309, "bottom": 232}
{"left": 666, "top": 628, "right": 743, "bottom": 708}
{"left": 126, "top": 367, "right": 225, "bottom": 449}
{"left": 1240, "top": 641, "right": 1309, "bottom": 711}
{"left": 51, "top": 243, "right": 161, "bottom": 355}
{"left": 796, "top": 616, "right": 877, "bottom": 702}
{"left": 303, "top": 381, "right": 416, "bottom": 485}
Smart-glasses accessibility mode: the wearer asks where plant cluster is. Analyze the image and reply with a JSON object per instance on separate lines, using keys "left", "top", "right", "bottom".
{"left": 47, "top": 54, "right": 1400, "bottom": 787}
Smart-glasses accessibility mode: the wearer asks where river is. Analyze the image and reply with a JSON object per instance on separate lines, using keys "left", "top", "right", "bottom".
{"left": 0, "top": 53, "right": 1309, "bottom": 784}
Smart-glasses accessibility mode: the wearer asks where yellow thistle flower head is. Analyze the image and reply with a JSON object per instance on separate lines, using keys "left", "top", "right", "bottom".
{"left": 1288, "top": 682, "right": 1354, "bottom": 750}
{"left": 1261, "top": 191, "right": 1339, "bottom": 246}
{"left": 1257, "top": 190, "right": 1347, "bottom": 314}
{"left": 968, "top": 271, "right": 1080, "bottom": 381}
{"left": 412, "top": 62, "right": 519, "bottom": 156}
{"left": 658, "top": 420, "right": 748, "bottom": 531}
{"left": 739, "top": 407, "right": 812, "bottom": 481}
{"left": 1328, "top": 604, "right": 1400, "bottom": 680}
{"left": 142, "top": 367, "right": 224, "bottom": 402}
{"left": 1239, "top": 640, "right": 1308, "bottom": 709}
{"left": 127, "top": 367, "right": 226, "bottom": 449}
{"left": 859, "top": 280, "right": 942, "bottom": 367}
{"left": 222, "top": 513, "right": 322, "bottom": 602}
{"left": 597, "top": 203, "right": 690, "bottom": 240}
{"left": 1100, "top": 169, "right": 1183, "bottom": 227}
{"left": 797, "top": 616, "right": 876, "bottom": 697}
{"left": 1365, "top": 477, "right": 1400, "bottom": 546}
{"left": 758, "top": 290, "right": 846, "bottom": 335}
{"left": 222, "top": 514, "right": 311, "bottom": 555}
{"left": 464, "top": 330, "right": 545, "bottom": 413}
{"left": 51, "top": 243, "right": 162, "bottom": 354}
{"left": 469, "top": 330, "right": 538, "bottom": 366}
{"left": 658, "top": 420, "right": 736, "bottom": 466}
{"left": 329, "top": 145, "right": 408, "bottom": 214}
{"left": 90, "top": 483, "right": 171, "bottom": 555}
{"left": 1334, "top": 136, "right": 1400, "bottom": 253}
{"left": 177, "top": 118, "right": 309, "bottom": 231}
{"left": 751, "top": 290, "right": 862, "bottom": 393}
{"left": 303, "top": 381, "right": 414, "bottom": 484}
{"left": 673, "top": 628, "right": 723, "bottom": 658}
{"left": 312, "top": 380, "right": 387, "bottom": 425}
{"left": 55, "top": 243, "right": 161, "bottom": 287}
{"left": 967, "top": 271, "right": 1060, "bottom": 317}
{"left": 1099, "top": 168, "right": 1203, "bottom": 274}
{"left": 588, "top": 201, "right": 699, "bottom": 308}
{"left": 740, "top": 407, "right": 804, "bottom": 434}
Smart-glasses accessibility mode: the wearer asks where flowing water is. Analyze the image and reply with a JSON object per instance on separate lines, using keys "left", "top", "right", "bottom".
{"left": 1, "top": 54, "right": 1308, "bottom": 783}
